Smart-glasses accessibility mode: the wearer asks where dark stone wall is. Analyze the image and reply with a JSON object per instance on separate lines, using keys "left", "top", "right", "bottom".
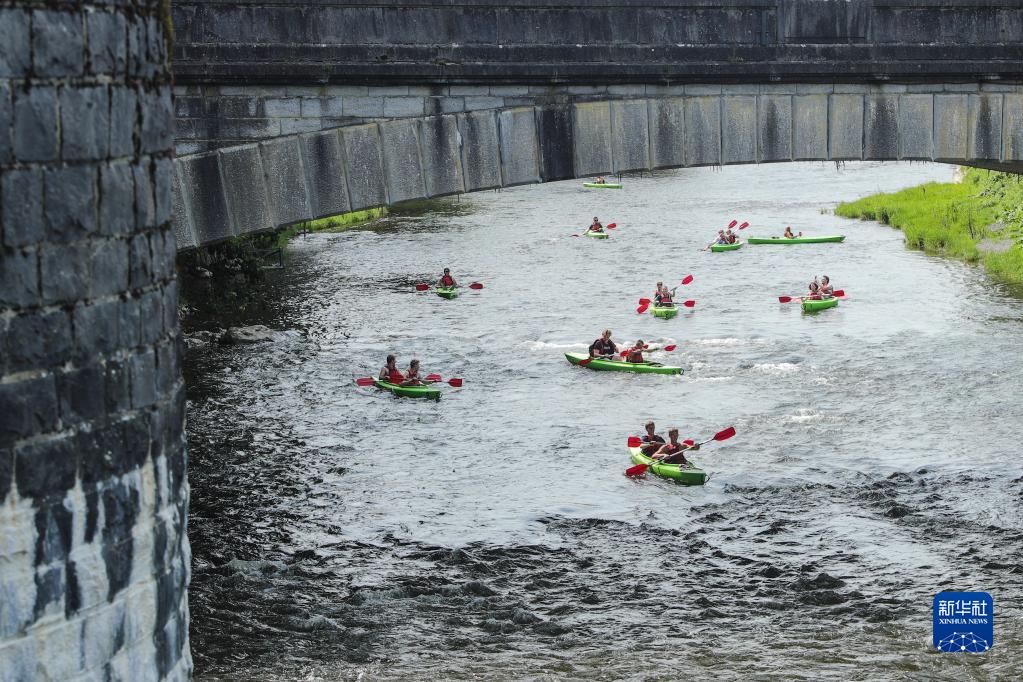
{"left": 172, "top": 0, "right": 1023, "bottom": 86}
{"left": 0, "top": 0, "right": 189, "bottom": 678}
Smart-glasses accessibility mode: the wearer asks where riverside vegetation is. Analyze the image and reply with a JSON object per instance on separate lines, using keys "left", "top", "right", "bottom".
{"left": 836, "top": 168, "right": 1023, "bottom": 284}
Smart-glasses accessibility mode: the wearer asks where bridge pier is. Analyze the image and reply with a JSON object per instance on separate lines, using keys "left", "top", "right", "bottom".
{"left": 0, "top": 1, "right": 188, "bottom": 679}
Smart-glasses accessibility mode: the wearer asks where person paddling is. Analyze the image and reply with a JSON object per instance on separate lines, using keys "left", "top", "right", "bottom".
{"left": 379, "top": 354, "right": 405, "bottom": 384}
{"left": 589, "top": 217, "right": 604, "bottom": 233}
{"left": 820, "top": 275, "right": 834, "bottom": 296}
{"left": 725, "top": 228, "right": 738, "bottom": 244}
{"left": 705, "top": 230, "right": 727, "bottom": 249}
{"left": 402, "top": 358, "right": 424, "bottom": 386}
{"left": 640, "top": 421, "right": 665, "bottom": 456}
{"left": 805, "top": 280, "right": 822, "bottom": 300}
{"left": 655, "top": 283, "right": 674, "bottom": 306}
{"left": 783, "top": 226, "right": 802, "bottom": 239}
{"left": 594, "top": 176, "right": 607, "bottom": 185}
{"left": 589, "top": 329, "right": 617, "bottom": 359}
{"left": 652, "top": 428, "right": 700, "bottom": 464}
{"left": 439, "top": 268, "right": 456, "bottom": 287}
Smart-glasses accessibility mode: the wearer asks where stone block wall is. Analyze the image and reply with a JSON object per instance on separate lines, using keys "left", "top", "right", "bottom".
{"left": 0, "top": 1, "right": 189, "bottom": 679}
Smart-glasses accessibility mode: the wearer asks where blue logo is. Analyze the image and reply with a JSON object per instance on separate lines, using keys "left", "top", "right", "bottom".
{"left": 933, "top": 591, "right": 993, "bottom": 652}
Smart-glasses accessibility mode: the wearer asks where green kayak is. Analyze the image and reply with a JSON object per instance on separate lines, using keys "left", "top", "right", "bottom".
{"left": 373, "top": 379, "right": 441, "bottom": 400}
{"left": 802, "top": 296, "right": 839, "bottom": 313}
{"left": 710, "top": 242, "right": 743, "bottom": 252}
{"left": 583, "top": 182, "right": 622, "bottom": 189}
{"left": 651, "top": 305, "right": 678, "bottom": 319}
{"left": 629, "top": 447, "right": 707, "bottom": 485}
{"left": 565, "top": 352, "right": 683, "bottom": 375}
{"left": 436, "top": 286, "right": 458, "bottom": 299}
{"left": 747, "top": 236, "right": 845, "bottom": 245}
{"left": 584, "top": 231, "right": 609, "bottom": 239}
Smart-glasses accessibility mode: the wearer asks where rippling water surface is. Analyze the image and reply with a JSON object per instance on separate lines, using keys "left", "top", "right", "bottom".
{"left": 183, "top": 162, "right": 1023, "bottom": 680}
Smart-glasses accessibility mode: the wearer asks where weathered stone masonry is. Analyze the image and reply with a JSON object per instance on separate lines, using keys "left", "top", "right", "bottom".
{"left": 0, "top": 1, "right": 189, "bottom": 680}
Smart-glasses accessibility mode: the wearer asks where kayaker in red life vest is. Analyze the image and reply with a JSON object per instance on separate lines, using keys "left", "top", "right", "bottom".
{"left": 652, "top": 428, "right": 700, "bottom": 464}
{"left": 588, "top": 329, "right": 617, "bottom": 358}
{"left": 805, "top": 280, "right": 822, "bottom": 300}
{"left": 783, "top": 226, "right": 803, "bottom": 239}
{"left": 640, "top": 421, "right": 666, "bottom": 455}
{"left": 589, "top": 217, "right": 604, "bottom": 233}
{"left": 655, "top": 283, "right": 674, "bottom": 306}
{"left": 820, "top": 275, "right": 834, "bottom": 296}
{"left": 725, "top": 228, "right": 737, "bottom": 244}
{"left": 439, "top": 268, "right": 456, "bottom": 287}
{"left": 401, "top": 359, "right": 423, "bottom": 386}
{"left": 624, "top": 340, "right": 649, "bottom": 363}
{"left": 379, "top": 354, "right": 404, "bottom": 384}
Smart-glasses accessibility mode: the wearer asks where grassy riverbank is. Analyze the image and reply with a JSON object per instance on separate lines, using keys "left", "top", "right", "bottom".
{"left": 275, "top": 207, "right": 389, "bottom": 247}
{"left": 835, "top": 168, "right": 1023, "bottom": 284}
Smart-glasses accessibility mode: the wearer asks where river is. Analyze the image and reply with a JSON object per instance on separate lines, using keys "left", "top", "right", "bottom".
{"left": 182, "top": 162, "right": 1023, "bottom": 680}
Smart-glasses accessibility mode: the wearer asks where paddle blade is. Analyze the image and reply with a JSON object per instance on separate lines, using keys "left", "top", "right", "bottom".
{"left": 778, "top": 296, "right": 793, "bottom": 303}
{"left": 571, "top": 234, "right": 580, "bottom": 237}
{"left": 425, "top": 373, "right": 442, "bottom": 382}
{"left": 447, "top": 378, "right": 463, "bottom": 387}
{"left": 739, "top": 221, "right": 750, "bottom": 229}
{"left": 833, "top": 289, "right": 844, "bottom": 297}
{"left": 625, "top": 463, "right": 650, "bottom": 477}
{"left": 681, "top": 274, "right": 694, "bottom": 285}
{"left": 415, "top": 283, "right": 429, "bottom": 291}
{"left": 683, "top": 439, "right": 695, "bottom": 447}
{"left": 355, "top": 377, "right": 375, "bottom": 386}
{"left": 682, "top": 300, "right": 696, "bottom": 308}
{"left": 469, "top": 282, "right": 483, "bottom": 289}
{"left": 636, "top": 304, "right": 649, "bottom": 314}
{"left": 607, "top": 223, "right": 617, "bottom": 229}
{"left": 627, "top": 436, "right": 643, "bottom": 448}
{"left": 714, "top": 426, "right": 737, "bottom": 442}
{"left": 728, "top": 220, "right": 738, "bottom": 228}
{"left": 663, "top": 344, "right": 677, "bottom": 352}
{"left": 638, "top": 298, "right": 651, "bottom": 305}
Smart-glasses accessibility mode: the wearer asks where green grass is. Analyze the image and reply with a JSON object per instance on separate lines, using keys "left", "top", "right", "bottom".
{"left": 835, "top": 168, "right": 1023, "bottom": 284}
{"left": 275, "top": 207, "right": 389, "bottom": 247}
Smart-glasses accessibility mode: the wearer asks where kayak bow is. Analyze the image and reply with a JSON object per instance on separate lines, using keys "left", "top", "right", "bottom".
{"left": 436, "top": 286, "right": 458, "bottom": 299}
{"left": 710, "top": 242, "right": 743, "bottom": 252}
{"left": 583, "top": 182, "right": 623, "bottom": 189}
{"left": 565, "top": 352, "right": 683, "bottom": 375}
{"left": 801, "top": 297, "right": 839, "bottom": 313}
{"left": 373, "top": 379, "right": 442, "bottom": 400}
{"left": 584, "top": 231, "right": 609, "bottom": 239}
{"left": 628, "top": 447, "right": 707, "bottom": 485}
{"left": 651, "top": 305, "right": 679, "bottom": 319}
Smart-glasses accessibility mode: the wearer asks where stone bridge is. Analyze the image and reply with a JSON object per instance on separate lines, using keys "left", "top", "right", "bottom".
{"left": 172, "top": 87, "right": 1023, "bottom": 249}
{"left": 4, "top": 0, "right": 1023, "bottom": 679}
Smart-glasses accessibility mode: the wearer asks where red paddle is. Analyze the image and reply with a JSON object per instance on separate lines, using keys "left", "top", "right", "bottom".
{"left": 625, "top": 426, "right": 736, "bottom": 477}
{"left": 639, "top": 298, "right": 652, "bottom": 305}
{"left": 469, "top": 282, "right": 483, "bottom": 289}
{"left": 681, "top": 274, "right": 694, "bottom": 285}
{"left": 682, "top": 300, "right": 696, "bottom": 308}
{"left": 357, "top": 375, "right": 463, "bottom": 387}
{"left": 728, "top": 220, "right": 738, "bottom": 229}
{"left": 779, "top": 290, "right": 844, "bottom": 303}
{"left": 636, "top": 304, "right": 649, "bottom": 314}
{"left": 606, "top": 223, "right": 618, "bottom": 229}
{"left": 738, "top": 221, "right": 750, "bottom": 230}
{"left": 415, "top": 283, "right": 430, "bottom": 291}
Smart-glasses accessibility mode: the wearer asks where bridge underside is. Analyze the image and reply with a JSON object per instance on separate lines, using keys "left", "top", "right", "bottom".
{"left": 172, "top": 87, "right": 1023, "bottom": 250}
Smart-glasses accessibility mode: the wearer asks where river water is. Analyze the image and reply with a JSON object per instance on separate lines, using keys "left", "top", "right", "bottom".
{"left": 182, "top": 162, "right": 1023, "bottom": 680}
